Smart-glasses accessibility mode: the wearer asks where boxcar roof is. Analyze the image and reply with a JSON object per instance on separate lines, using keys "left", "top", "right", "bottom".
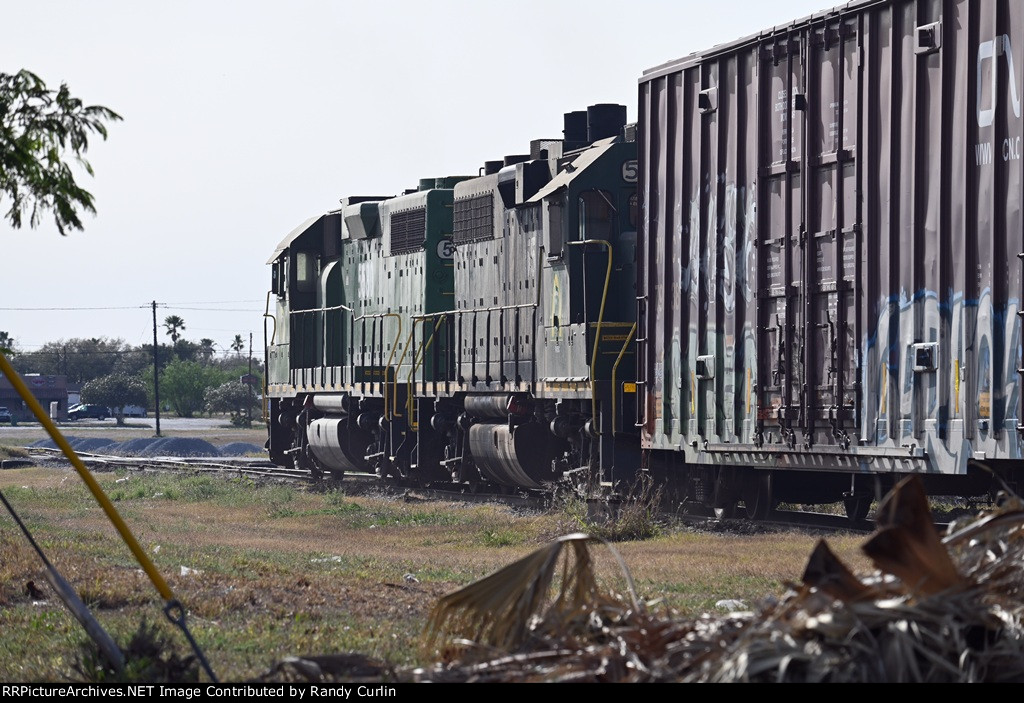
{"left": 640, "top": 0, "right": 886, "bottom": 83}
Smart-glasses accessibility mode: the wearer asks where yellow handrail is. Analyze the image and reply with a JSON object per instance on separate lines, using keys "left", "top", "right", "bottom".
{"left": 610, "top": 323, "right": 637, "bottom": 435}
{"left": 403, "top": 315, "right": 448, "bottom": 428}
{"left": 569, "top": 239, "right": 613, "bottom": 434}
{"left": 355, "top": 312, "right": 402, "bottom": 419}
{"left": 0, "top": 352, "right": 218, "bottom": 680}
{"left": 389, "top": 320, "right": 417, "bottom": 419}
{"left": 0, "top": 353, "right": 174, "bottom": 601}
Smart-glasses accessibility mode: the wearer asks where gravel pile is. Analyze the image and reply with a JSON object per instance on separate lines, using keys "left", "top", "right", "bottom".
{"left": 108, "top": 437, "right": 162, "bottom": 456}
{"left": 28, "top": 435, "right": 263, "bottom": 458}
{"left": 137, "top": 437, "right": 221, "bottom": 457}
{"left": 218, "top": 441, "right": 263, "bottom": 456}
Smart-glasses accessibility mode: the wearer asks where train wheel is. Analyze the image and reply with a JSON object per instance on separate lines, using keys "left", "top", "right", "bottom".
{"left": 843, "top": 495, "right": 871, "bottom": 521}
{"left": 743, "top": 472, "right": 774, "bottom": 520}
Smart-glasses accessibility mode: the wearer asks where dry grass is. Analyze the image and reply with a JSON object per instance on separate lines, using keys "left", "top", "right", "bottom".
{"left": 0, "top": 463, "right": 868, "bottom": 681}
{"left": 402, "top": 477, "right": 1024, "bottom": 683}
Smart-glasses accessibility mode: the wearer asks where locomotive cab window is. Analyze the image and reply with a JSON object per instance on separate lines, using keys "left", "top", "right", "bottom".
{"left": 271, "top": 258, "right": 282, "bottom": 296}
{"left": 578, "top": 189, "right": 615, "bottom": 241}
{"left": 293, "top": 251, "right": 315, "bottom": 294}
{"left": 544, "top": 200, "right": 565, "bottom": 260}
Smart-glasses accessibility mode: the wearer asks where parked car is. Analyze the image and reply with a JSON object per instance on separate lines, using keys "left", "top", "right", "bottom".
{"left": 68, "top": 404, "right": 109, "bottom": 420}
{"left": 0, "top": 406, "right": 11, "bottom": 423}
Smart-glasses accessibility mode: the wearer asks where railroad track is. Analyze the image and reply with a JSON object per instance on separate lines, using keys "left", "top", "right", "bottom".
{"left": 23, "top": 446, "right": 954, "bottom": 535}
{"left": 25, "top": 446, "right": 310, "bottom": 482}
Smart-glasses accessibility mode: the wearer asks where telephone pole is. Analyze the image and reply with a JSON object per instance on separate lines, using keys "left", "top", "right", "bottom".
{"left": 151, "top": 301, "right": 161, "bottom": 437}
{"left": 247, "top": 332, "right": 253, "bottom": 427}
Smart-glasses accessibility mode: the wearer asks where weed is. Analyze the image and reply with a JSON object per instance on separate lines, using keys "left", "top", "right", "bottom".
{"left": 0, "top": 444, "right": 29, "bottom": 459}
{"left": 477, "top": 529, "right": 524, "bottom": 548}
{"left": 73, "top": 620, "right": 199, "bottom": 683}
{"left": 557, "top": 474, "right": 664, "bottom": 542}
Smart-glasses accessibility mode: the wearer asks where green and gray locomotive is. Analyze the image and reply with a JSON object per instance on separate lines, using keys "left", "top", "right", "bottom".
{"left": 265, "top": 104, "right": 639, "bottom": 492}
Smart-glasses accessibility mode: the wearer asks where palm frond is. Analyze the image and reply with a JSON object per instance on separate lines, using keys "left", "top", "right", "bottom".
{"left": 423, "top": 533, "right": 633, "bottom": 656}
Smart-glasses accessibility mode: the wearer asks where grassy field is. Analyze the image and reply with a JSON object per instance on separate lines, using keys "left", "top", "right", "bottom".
{"left": 0, "top": 450, "right": 874, "bottom": 682}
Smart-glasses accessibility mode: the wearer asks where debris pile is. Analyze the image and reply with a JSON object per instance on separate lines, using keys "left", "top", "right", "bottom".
{"left": 265, "top": 476, "right": 1024, "bottom": 683}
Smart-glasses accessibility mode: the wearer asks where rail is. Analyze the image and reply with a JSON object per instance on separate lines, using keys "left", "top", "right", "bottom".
{"left": 611, "top": 322, "right": 637, "bottom": 434}
{"left": 286, "top": 302, "right": 356, "bottom": 389}
{"left": 407, "top": 302, "right": 538, "bottom": 395}
{"left": 354, "top": 311, "right": 402, "bottom": 419}
{"left": 263, "top": 290, "right": 276, "bottom": 423}
{"left": 569, "top": 239, "right": 613, "bottom": 434}
{"left": 398, "top": 314, "right": 449, "bottom": 428}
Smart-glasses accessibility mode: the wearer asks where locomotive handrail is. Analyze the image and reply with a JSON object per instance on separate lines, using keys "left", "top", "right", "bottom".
{"left": 353, "top": 311, "right": 402, "bottom": 419}
{"left": 569, "top": 238, "right": 613, "bottom": 434}
{"left": 399, "top": 314, "right": 450, "bottom": 427}
{"left": 263, "top": 290, "right": 275, "bottom": 422}
{"left": 288, "top": 302, "right": 355, "bottom": 387}
{"left": 414, "top": 303, "right": 538, "bottom": 394}
{"left": 264, "top": 290, "right": 278, "bottom": 346}
{"left": 611, "top": 322, "right": 637, "bottom": 435}
{"left": 429, "top": 302, "right": 537, "bottom": 316}
{"left": 389, "top": 315, "right": 430, "bottom": 419}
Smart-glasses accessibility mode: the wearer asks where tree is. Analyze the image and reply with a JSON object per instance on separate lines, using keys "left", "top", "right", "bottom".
{"left": 205, "top": 380, "right": 260, "bottom": 427}
{"left": 230, "top": 334, "right": 245, "bottom": 357}
{"left": 0, "top": 70, "right": 120, "bottom": 234}
{"left": 0, "top": 330, "right": 14, "bottom": 356}
{"left": 163, "top": 315, "right": 186, "bottom": 343}
{"left": 160, "top": 359, "right": 218, "bottom": 418}
{"left": 199, "top": 338, "right": 216, "bottom": 363}
{"left": 81, "top": 373, "right": 147, "bottom": 426}
{"left": 11, "top": 336, "right": 130, "bottom": 384}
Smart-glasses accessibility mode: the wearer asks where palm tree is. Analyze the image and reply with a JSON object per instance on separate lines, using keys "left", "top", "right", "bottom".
{"left": 164, "top": 315, "right": 186, "bottom": 343}
{"left": 199, "top": 338, "right": 216, "bottom": 362}
{"left": 230, "top": 334, "right": 245, "bottom": 357}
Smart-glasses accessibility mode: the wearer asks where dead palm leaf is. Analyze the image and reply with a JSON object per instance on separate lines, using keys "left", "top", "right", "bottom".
{"left": 862, "top": 476, "right": 967, "bottom": 596}
{"left": 801, "top": 539, "right": 879, "bottom": 603}
{"left": 423, "top": 533, "right": 637, "bottom": 656}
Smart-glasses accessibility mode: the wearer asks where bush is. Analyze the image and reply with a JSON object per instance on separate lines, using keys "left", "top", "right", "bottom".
{"left": 558, "top": 474, "right": 664, "bottom": 542}
{"left": 81, "top": 374, "right": 147, "bottom": 426}
{"left": 204, "top": 380, "right": 260, "bottom": 427}
{"left": 160, "top": 360, "right": 218, "bottom": 418}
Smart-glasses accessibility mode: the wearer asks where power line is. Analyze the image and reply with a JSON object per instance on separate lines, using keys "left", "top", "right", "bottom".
{"left": 2, "top": 303, "right": 261, "bottom": 312}
{"left": 164, "top": 300, "right": 263, "bottom": 305}
{"left": 164, "top": 307, "right": 262, "bottom": 312}
{"left": 0, "top": 305, "right": 151, "bottom": 311}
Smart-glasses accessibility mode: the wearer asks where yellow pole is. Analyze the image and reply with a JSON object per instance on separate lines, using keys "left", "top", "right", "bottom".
{"left": 0, "top": 353, "right": 174, "bottom": 602}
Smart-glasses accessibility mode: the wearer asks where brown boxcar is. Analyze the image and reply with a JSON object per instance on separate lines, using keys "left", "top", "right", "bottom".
{"left": 637, "top": 0, "right": 1024, "bottom": 514}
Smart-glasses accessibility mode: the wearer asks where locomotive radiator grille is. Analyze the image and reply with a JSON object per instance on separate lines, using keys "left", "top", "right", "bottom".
{"left": 453, "top": 194, "right": 493, "bottom": 244}
{"left": 389, "top": 207, "right": 426, "bottom": 255}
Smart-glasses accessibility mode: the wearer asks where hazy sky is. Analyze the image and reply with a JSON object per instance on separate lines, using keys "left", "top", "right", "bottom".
{"left": 1, "top": 0, "right": 831, "bottom": 358}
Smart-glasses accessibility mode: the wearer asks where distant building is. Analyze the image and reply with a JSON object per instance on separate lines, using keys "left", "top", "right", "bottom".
{"left": 0, "top": 374, "right": 68, "bottom": 422}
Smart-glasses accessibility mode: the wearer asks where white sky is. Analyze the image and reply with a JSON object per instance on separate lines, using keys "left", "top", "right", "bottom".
{"left": 1, "top": 0, "right": 831, "bottom": 357}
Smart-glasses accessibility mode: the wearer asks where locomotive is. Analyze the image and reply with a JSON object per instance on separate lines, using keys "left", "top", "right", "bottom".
{"left": 266, "top": 0, "right": 1024, "bottom": 519}
{"left": 265, "top": 104, "right": 641, "bottom": 493}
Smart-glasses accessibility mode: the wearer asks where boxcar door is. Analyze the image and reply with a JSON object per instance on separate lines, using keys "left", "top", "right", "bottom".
{"left": 801, "top": 20, "right": 862, "bottom": 449}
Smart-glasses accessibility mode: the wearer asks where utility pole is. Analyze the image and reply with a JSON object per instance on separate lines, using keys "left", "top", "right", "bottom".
{"left": 247, "top": 332, "right": 253, "bottom": 427}
{"left": 151, "top": 301, "right": 161, "bottom": 437}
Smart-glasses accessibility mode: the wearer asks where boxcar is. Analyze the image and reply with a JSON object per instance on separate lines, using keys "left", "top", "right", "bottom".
{"left": 637, "top": 0, "right": 1024, "bottom": 516}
